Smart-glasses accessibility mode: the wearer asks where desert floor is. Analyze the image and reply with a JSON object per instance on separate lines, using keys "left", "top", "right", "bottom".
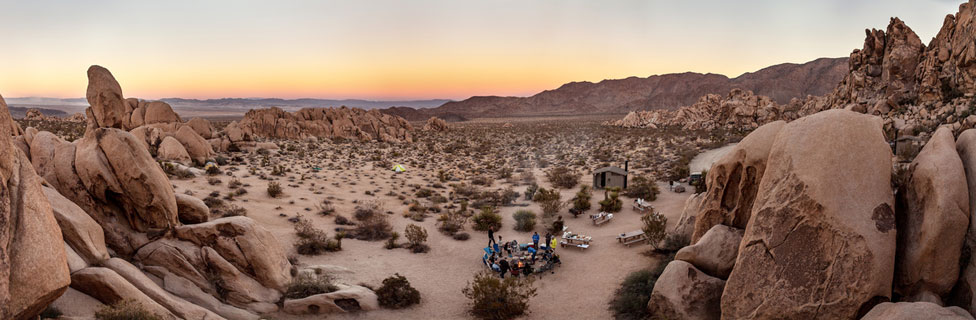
{"left": 167, "top": 165, "right": 692, "bottom": 319}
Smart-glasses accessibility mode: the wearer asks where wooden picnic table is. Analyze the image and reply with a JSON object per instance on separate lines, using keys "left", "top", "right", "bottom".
{"left": 617, "top": 231, "right": 648, "bottom": 246}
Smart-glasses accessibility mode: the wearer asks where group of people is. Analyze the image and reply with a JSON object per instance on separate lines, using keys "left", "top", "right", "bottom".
{"left": 482, "top": 227, "right": 561, "bottom": 278}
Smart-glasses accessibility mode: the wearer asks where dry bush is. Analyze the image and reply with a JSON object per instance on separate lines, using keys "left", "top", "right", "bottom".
{"left": 545, "top": 166, "right": 580, "bottom": 189}
{"left": 377, "top": 273, "right": 421, "bottom": 309}
{"left": 354, "top": 213, "right": 393, "bottom": 241}
{"left": 294, "top": 216, "right": 341, "bottom": 254}
{"left": 94, "top": 300, "right": 162, "bottom": 320}
{"left": 404, "top": 224, "right": 429, "bottom": 253}
{"left": 267, "top": 182, "right": 283, "bottom": 198}
{"left": 599, "top": 188, "right": 623, "bottom": 213}
{"left": 462, "top": 271, "right": 538, "bottom": 320}
{"left": 624, "top": 175, "right": 659, "bottom": 201}
{"left": 437, "top": 209, "right": 468, "bottom": 236}
{"left": 513, "top": 210, "right": 537, "bottom": 232}
{"left": 284, "top": 273, "right": 338, "bottom": 299}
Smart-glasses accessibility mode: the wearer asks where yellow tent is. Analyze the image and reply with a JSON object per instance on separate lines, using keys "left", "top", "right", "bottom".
{"left": 392, "top": 164, "right": 406, "bottom": 173}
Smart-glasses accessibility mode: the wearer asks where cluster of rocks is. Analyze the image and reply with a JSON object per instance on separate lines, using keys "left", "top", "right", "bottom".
{"left": 653, "top": 109, "right": 976, "bottom": 319}
{"left": 23, "top": 108, "right": 85, "bottom": 122}
{"left": 234, "top": 105, "right": 414, "bottom": 143}
{"left": 0, "top": 66, "right": 380, "bottom": 319}
{"left": 609, "top": 1, "right": 976, "bottom": 140}
{"left": 422, "top": 116, "right": 449, "bottom": 132}
{"left": 80, "top": 66, "right": 217, "bottom": 166}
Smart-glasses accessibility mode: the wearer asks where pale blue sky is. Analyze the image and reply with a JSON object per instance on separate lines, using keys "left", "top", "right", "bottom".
{"left": 0, "top": 0, "right": 964, "bottom": 99}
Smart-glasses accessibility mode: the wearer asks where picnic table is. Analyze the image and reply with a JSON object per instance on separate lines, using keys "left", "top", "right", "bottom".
{"left": 634, "top": 199, "right": 653, "bottom": 213}
{"left": 617, "top": 230, "right": 648, "bottom": 247}
{"left": 591, "top": 212, "right": 613, "bottom": 226}
{"left": 561, "top": 232, "right": 592, "bottom": 250}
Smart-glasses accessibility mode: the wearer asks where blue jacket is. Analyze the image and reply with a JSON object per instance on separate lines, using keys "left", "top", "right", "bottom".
{"left": 532, "top": 234, "right": 540, "bottom": 242}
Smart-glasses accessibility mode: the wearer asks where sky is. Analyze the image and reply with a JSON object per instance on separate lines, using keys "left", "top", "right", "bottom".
{"left": 0, "top": 0, "right": 964, "bottom": 100}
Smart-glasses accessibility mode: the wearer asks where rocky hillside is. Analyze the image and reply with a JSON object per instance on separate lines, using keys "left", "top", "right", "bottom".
{"left": 610, "top": 2, "right": 976, "bottom": 139}
{"left": 382, "top": 57, "right": 847, "bottom": 120}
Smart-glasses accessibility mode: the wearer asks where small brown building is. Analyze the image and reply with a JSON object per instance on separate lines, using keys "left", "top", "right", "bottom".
{"left": 593, "top": 164, "right": 628, "bottom": 189}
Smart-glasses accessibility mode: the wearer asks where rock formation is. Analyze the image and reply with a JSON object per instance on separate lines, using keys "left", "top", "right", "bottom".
{"left": 236, "top": 106, "right": 414, "bottom": 143}
{"left": 647, "top": 260, "right": 724, "bottom": 320}
{"left": 422, "top": 117, "right": 449, "bottom": 132}
{"left": 722, "top": 110, "right": 895, "bottom": 319}
{"left": 691, "top": 120, "right": 784, "bottom": 243}
{"left": 0, "top": 94, "right": 71, "bottom": 320}
{"left": 895, "top": 127, "right": 969, "bottom": 303}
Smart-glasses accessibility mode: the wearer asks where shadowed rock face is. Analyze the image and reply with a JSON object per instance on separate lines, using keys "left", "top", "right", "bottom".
{"left": 721, "top": 110, "right": 895, "bottom": 319}
{"left": 895, "top": 127, "right": 969, "bottom": 303}
{"left": 238, "top": 106, "right": 414, "bottom": 143}
{"left": 691, "top": 120, "right": 785, "bottom": 243}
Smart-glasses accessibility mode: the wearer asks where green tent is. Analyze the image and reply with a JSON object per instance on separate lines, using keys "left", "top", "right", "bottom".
{"left": 392, "top": 164, "right": 406, "bottom": 173}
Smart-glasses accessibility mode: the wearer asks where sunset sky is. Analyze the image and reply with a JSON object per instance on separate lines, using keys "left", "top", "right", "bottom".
{"left": 0, "top": 0, "right": 963, "bottom": 100}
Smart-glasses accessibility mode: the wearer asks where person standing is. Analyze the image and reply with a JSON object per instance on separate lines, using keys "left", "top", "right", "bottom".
{"left": 488, "top": 226, "right": 495, "bottom": 246}
{"left": 532, "top": 232, "right": 540, "bottom": 249}
{"left": 544, "top": 232, "right": 552, "bottom": 251}
{"left": 550, "top": 236, "right": 558, "bottom": 252}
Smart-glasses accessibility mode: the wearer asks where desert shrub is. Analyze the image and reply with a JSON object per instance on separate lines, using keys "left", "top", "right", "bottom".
{"left": 641, "top": 209, "right": 668, "bottom": 250}
{"left": 545, "top": 166, "right": 580, "bottom": 189}
{"left": 335, "top": 215, "right": 353, "bottom": 225}
{"left": 317, "top": 200, "right": 336, "bottom": 216}
{"left": 214, "top": 155, "right": 229, "bottom": 166}
{"left": 471, "top": 206, "right": 502, "bottom": 231}
{"left": 437, "top": 209, "right": 467, "bottom": 235}
{"left": 513, "top": 210, "right": 537, "bottom": 232}
{"left": 472, "top": 175, "right": 493, "bottom": 186}
{"left": 416, "top": 188, "right": 434, "bottom": 198}
{"left": 376, "top": 273, "right": 421, "bottom": 309}
{"left": 355, "top": 213, "right": 393, "bottom": 241}
{"left": 267, "top": 182, "right": 283, "bottom": 198}
{"left": 294, "top": 216, "right": 341, "bottom": 254}
{"left": 405, "top": 224, "right": 429, "bottom": 253}
{"left": 623, "top": 175, "right": 659, "bottom": 201}
{"left": 354, "top": 200, "right": 383, "bottom": 221}
{"left": 386, "top": 231, "right": 400, "bottom": 249}
{"left": 284, "top": 273, "right": 338, "bottom": 299}
{"left": 609, "top": 255, "right": 672, "bottom": 320}
{"left": 206, "top": 165, "right": 221, "bottom": 176}
{"left": 599, "top": 188, "right": 623, "bottom": 213}
{"left": 462, "top": 271, "right": 538, "bottom": 320}
{"left": 549, "top": 215, "right": 565, "bottom": 234}
{"left": 271, "top": 165, "right": 287, "bottom": 176}
{"left": 523, "top": 183, "right": 539, "bottom": 200}
{"left": 571, "top": 185, "right": 592, "bottom": 214}
{"left": 203, "top": 195, "right": 224, "bottom": 209}
{"left": 216, "top": 204, "right": 247, "bottom": 217}
{"left": 40, "top": 306, "right": 62, "bottom": 319}
{"left": 95, "top": 300, "right": 163, "bottom": 320}
{"left": 534, "top": 188, "right": 565, "bottom": 217}
{"left": 453, "top": 232, "right": 471, "bottom": 241}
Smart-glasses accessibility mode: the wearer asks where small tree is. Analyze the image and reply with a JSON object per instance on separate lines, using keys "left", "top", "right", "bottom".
{"left": 623, "top": 175, "right": 659, "bottom": 201}
{"left": 641, "top": 209, "right": 668, "bottom": 249}
{"left": 599, "top": 188, "right": 623, "bottom": 213}
{"left": 570, "top": 185, "right": 592, "bottom": 216}
{"left": 513, "top": 210, "right": 537, "bottom": 232}
{"left": 376, "top": 273, "right": 421, "bottom": 309}
{"left": 462, "top": 271, "right": 538, "bottom": 320}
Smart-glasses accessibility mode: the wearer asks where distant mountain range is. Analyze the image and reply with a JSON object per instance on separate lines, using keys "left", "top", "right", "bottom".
{"left": 380, "top": 57, "right": 849, "bottom": 121}
{"left": 4, "top": 97, "right": 452, "bottom": 115}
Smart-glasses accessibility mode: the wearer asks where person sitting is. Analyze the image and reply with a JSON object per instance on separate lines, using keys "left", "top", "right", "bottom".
{"left": 528, "top": 246, "right": 538, "bottom": 262}
{"left": 498, "top": 259, "right": 510, "bottom": 278}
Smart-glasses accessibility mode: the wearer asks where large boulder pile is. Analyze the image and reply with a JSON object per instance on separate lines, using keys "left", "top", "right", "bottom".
{"left": 86, "top": 66, "right": 213, "bottom": 165}
{"left": 235, "top": 106, "right": 414, "bottom": 143}
{"left": 651, "top": 110, "right": 976, "bottom": 318}
{"left": 0, "top": 94, "right": 71, "bottom": 320}
{"left": 0, "top": 66, "right": 390, "bottom": 319}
